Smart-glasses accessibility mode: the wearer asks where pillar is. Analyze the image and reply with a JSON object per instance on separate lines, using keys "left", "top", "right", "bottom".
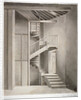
{"left": 48, "top": 49, "right": 57, "bottom": 74}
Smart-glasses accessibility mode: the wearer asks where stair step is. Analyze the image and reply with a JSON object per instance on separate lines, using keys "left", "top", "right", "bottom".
{"left": 48, "top": 78, "right": 61, "bottom": 82}
{"left": 51, "top": 84, "right": 66, "bottom": 88}
{"left": 49, "top": 81, "right": 64, "bottom": 85}
{"left": 46, "top": 76, "right": 60, "bottom": 79}
{"left": 44, "top": 74, "right": 58, "bottom": 76}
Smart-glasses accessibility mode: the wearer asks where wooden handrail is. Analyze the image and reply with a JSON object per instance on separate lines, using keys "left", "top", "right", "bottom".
{"left": 30, "top": 34, "right": 58, "bottom": 47}
{"left": 30, "top": 35, "right": 58, "bottom": 54}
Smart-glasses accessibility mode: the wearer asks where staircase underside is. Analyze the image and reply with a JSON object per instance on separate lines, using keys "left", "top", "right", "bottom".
{"left": 30, "top": 45, "right": 57, "bottom": 59}
{"left": 30, "top": 45, "right": 48, "bottom": 59}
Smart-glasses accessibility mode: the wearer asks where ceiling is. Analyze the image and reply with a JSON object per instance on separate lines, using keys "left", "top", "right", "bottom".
{"left": 16, "top": 10, "right": 68, "bottom": 21}
{"left": 5, "top": 2, "right": 72, "bottom": 21}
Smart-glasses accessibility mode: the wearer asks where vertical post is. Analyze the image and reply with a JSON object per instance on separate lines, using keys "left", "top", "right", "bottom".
{"left": 8, "top": 10, "right": 15, "bottom": 90}
{"left": 27, "top": 21, "right": 30, "bottom": 85}
{"left": 52, "top": 51, "right": 56, "bottom": 73}
{"left": 4, "top": 9, "right": 8, "bottom": 89}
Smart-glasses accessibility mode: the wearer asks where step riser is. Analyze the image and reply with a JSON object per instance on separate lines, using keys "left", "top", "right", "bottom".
{"left": 49, "top": 82, "right": 64, "bottom": 85}
{"left": 49, "top": 83, "right": 66, "bottom": 87}
{"left": 51, "top": 84, "right": 66, "bottom": 87}
{"left": 51, "top": 86, "right": 66, "bottom": 88}
{"left": 48, "top": 79, "right": 61, "bottom": 82}
{"left": 46, "top": 77, "right": 60, "bottom": 79}
{"left": 45, "top": 75, "right": 60, "bottom": 79}
{"left": 44, "top": 75, "right": 58, "bottom": 77}
{"left": 46, "top": 76, "right": 59, "bottom": 77}
{"left": 45, "top": 74, "right": 58, "bottom": 75}
{"left": 49, "top": 84, "right": 66, "bottom": 88}
{"left": 45, "top": 78, "right": 62, "bottom": 83}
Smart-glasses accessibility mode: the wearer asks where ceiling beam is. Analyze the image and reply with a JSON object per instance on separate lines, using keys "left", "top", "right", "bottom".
{"left": 28, "top": 11, "right": 38, "bottom": 20}
{"left": 35, "top": 10, "right": 44, "bottom": 20}
{"left": 4, "top": 3, "right": 71, "bottom": 11}
{"left": 29, "top": 20, "right": 57, "bottom": 23}
{"left": 54, "top": 11, "right": 68, "bottom": 15}
{"left": 44, "top": 10, "right": 56, "bottom": 18}
{"left": 36, "top": 10, "right": 48, "bottom": 20}
{"left": 39, "top": 11, "right": 52, "bottom": 20}
{"left": 31, "top": 10, "right": 40, "bottom": 19}
{"left": 17, "top": 10, "right": 40, "bottom": 20}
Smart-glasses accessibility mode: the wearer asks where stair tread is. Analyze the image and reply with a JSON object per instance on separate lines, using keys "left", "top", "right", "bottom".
{"left": 51, "top": 84, "right": 66, "bottom": 86}
{"left": 48, "top": 78, "right": 61, "bottom": 81}
{"left": 46, "top": 75, "right": 59, "bottom": 77}
{"left": 42, "top": 74, "right": 58, "bottom": 76}
{"left": 47, "top": 78, "right": 60, "bottom": 80}
{"left": 51, "top": 84, "right": 66, "bottom": 88}
{"left": 44, "top": 74, "right": 60, "bottom": 78}
{"left": 45, "top": 74, "right": 59, "bottom": 76}
{"left": 46, "top": 77, "right": 60, "bottom": 79}
{"left": 49, "top": 81, "right": 64, "bottom": 84}
{"left": 44, "top": 74, "right": 58, "bottom": 76}
{"left": 50, "top": 83, "right": 64, "bottom": 85}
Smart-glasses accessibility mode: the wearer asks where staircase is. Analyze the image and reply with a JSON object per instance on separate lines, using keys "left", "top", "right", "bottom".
{"left": 30, "top": 35, "right": 58, "bottom": 59}
{"left": 30, "top": 45, "right": 48, "bottom": 59}
{"left": 43, "top": 74, "right": 66, "bottom": 88}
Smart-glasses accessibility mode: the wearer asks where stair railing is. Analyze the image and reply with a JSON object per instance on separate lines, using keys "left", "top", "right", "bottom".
{"left": 30, "top": 35, "right": 58, "bottom": 54}
{"left": 30, "top": 35, "right": 48, "bottom": 54}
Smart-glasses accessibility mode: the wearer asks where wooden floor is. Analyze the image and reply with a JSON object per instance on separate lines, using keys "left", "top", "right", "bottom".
{"left": 4, "top": 86, "right": 77, "bottom": 96}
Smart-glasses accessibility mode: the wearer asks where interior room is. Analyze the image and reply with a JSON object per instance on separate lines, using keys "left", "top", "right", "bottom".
{"left": 4, "top": 2, "right": 77, "bottom": 96}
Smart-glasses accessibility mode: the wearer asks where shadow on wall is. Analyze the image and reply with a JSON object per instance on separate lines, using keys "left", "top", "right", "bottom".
{"left": 40, "top": 51, "right": 48, "bottom": 73}
{"left": 30, "top": 64, "right": 39, "bottom": 85}
{"left": 65, "top": 5, "right": 77, "bottom": 92}
{"left": 66, "top": 75, "right": 77, "bottom": 91}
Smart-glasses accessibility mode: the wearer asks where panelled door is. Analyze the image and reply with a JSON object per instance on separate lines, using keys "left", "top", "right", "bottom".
{"left": 15, "top": 11, "right": 29, "bottom": 86}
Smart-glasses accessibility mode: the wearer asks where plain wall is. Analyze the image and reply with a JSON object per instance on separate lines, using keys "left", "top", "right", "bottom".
{"left": 65, "top": 6, "right": 77, "bottom": 91}
{"left": 15, "top": 11, "right": 28, "bottom": 34}
{"left": 44, "top": 5, "right": 77, "bottom": 91}
{"left": 30, "top": 64, "right": 39, "bottom": 85}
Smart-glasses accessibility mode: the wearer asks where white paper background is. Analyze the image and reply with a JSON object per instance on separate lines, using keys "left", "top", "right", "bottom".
{"left": 0, "top": 0, "right": 80, "bottom": 100}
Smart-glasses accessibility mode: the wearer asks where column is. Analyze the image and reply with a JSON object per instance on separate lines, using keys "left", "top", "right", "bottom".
{"left": 8, "top": 10, "right": 15, "bottom": 90}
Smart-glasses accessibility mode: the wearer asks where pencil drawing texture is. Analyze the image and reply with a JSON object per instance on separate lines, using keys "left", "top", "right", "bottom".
{"left": 4, "top": 2, "right": 77, "bottom": 96}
